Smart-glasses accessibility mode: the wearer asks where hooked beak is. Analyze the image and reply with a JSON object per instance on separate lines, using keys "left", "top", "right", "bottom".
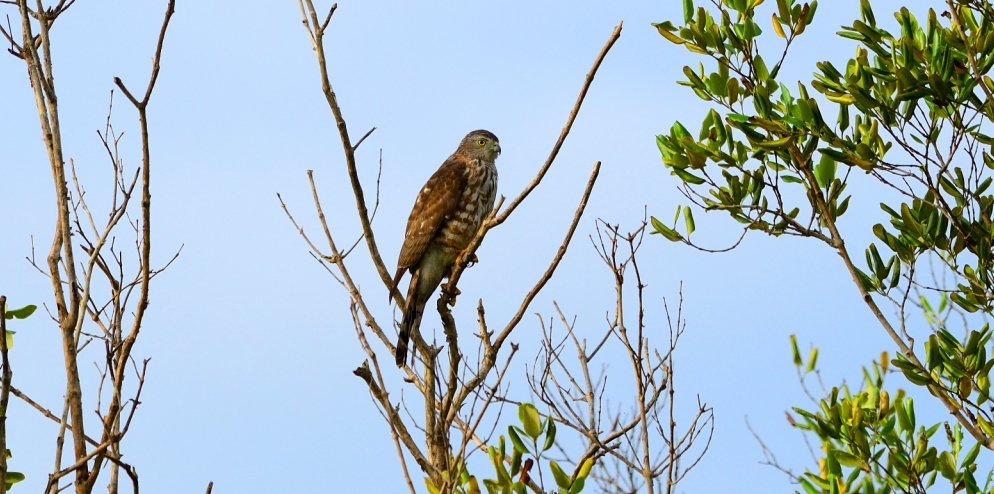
{"left": 493, "top": 142, "right": 501, "bottom": 156}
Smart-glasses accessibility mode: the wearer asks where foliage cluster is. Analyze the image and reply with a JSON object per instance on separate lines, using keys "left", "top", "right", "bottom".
{"left": 654, "top": 0, "right": 994, "bottom": 491}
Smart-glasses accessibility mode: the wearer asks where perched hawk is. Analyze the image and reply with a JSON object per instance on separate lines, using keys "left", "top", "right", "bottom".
{"left": 392, "top": 130, "right": 501, "bottom": 367}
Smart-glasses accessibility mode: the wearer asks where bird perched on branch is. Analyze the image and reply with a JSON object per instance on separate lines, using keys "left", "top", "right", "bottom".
{"left": 392, "top": 130, "right": 500, "bottom": 367}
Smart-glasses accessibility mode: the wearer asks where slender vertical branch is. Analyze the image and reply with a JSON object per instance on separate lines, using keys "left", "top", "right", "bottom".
{"left": 0, "top": 296, "right": 9, "bottom": 494}
{"left": 76, "top": 2, "right": 176, "bottom": 491}
{"left": 6, "top": 2, "right": 176, "bottom": 493}
{"left": 13, "top": 1, "right": 89, "bottom": 488}
{"left": 665, "top": 320, "right": 677, "bottom": 494}
{"left": 498, "top": 22, "right": 621, "bottom": 225}
{"left": 297, "top": 0, "right": 398, "bottom": 301}
{"left": 440, "top": 21, "right": 623, "bottom": 304}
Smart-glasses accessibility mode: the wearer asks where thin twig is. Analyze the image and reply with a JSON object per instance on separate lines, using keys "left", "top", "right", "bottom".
{"left": 494, "top": 22, "right": 622, "bottom": 224}
{"left": 297, "top": 0, "right": 397, "bottom": 301}
{"left": 353, "top": 126, "right": 376, "bottom": 151}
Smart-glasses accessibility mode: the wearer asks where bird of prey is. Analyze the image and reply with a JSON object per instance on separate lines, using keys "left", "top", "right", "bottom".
{"left": 392, "top": 130, "right": 500, "bottom": 367}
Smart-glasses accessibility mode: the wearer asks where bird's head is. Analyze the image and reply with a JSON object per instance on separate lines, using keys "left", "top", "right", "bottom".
{"left": 458, "top": 129, "right": 501, "bottom": 161}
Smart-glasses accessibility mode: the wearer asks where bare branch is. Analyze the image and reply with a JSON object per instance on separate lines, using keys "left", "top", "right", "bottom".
{"left": 494, "top": 22, "right": 622, "bottom": 224}
{"left": 353, "top": 126, "right": 376, "bottom": 151}
{"left": 297, "top": 0, "right": 396, "bottom": 301}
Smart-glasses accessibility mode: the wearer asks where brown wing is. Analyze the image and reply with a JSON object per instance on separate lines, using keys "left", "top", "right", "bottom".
{"left": 395, "top": 155, "right": 468, "bottom": 275}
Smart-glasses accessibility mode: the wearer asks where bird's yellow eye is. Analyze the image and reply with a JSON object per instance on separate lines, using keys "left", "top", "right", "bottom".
{"left": 477, "top": 139, "right": 487, "bottom": 146}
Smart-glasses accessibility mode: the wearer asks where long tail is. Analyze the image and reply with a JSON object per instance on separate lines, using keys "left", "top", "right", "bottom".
{"left": 396, "top": 273, "right": 424, "bottom": 367}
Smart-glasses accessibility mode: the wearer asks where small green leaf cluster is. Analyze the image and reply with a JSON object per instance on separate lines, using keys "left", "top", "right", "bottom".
{"left": 655, "top": 0, "right": 994, "bottom": 465}
{"left": 443, "top": 403, "right": 593, "bottom": 494}
{"left": 651, "top": 206, "right": 697, "bottom": 241}
{"left": 423, "top": 456, "right": 473, "bottom": 494}
{"left": 2, "top": 305, "right": 34, "bottom": 321}
{"left": 653, "top": 0, "right": 994, "bottom": 314}
{"left": 495, "top": 403, "right": 590, "bottom": 494}
{"left": 1, "top": 304, "right": 32, "bottom": 351}
{"left": 889, "top": 315, "right": 994, "bottom": 422}
{"left": 2, "top": 450, "right": 23, "bottom": 492}
{"left": 827, "top": 4, "right": 994, "bottom": 315}
{"left": 652, "top": 0, "right": 838, "bottom": 241}
{"left": 0, "top": 301, "right": 31, "bottom": 492}
{"left": 791, "top": 348, "right": 992, "bottom": 494}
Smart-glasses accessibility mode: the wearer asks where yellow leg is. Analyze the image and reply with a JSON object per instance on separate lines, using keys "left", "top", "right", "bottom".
{"left": 441, "top": 282, "right": 461, "bottom": 307}
{"left": 455, "top": 251, "right": 479, "bottom": 267}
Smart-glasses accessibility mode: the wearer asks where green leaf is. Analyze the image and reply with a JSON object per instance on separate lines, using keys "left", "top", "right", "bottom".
{"left": 837, "top": 103, "right": 849, "bottom": 130}
{"left": 577, "top": 458, "right": 593, "bottom": 479}
{"left": 3, "top": 471, "right": 23, "bottom": 492}
{"left": 671, "top": 121, "right": 691, "bottom": 140}
{"left": 518, "top": 403, "right": 542, "bottom": 439}
{"left": 4, "top": 305, "right": 36, "bottom": 320}
{"left": 699, "top": 109, "right": 715, "bottom": 140}
{"left": 543, "top": 418, "right": 556, "bottom": 452}
{"left": 805, "top": 348, "right": 818, "bottom": 374}
{"left": 799, "top": 477, "right": 821, "bottom": 494}
{"left": 791, "top": 334, "right": 802, "bottom": 367}
{"left": 793, "top": 97, "right": 814, "bottom": 124}
{"left": 425, "top": 478, "right": 441, "bottom": 494}
{"left": 962, "top": 441, "right": 980, "bottom": 467}
{"left": 754, "top": 55, "right": 770, "bottom": 82}
{"left": 671, "top": 167, "right": 706, "bottom": 185}
{"left": 650, "top": 216, "right": 684, "bottom": 242}
{"left": 859, "top": 0, "right": 875, "bottom": 25}
{"left": 656, "top": 26, "right": 688, "bottom": 45}
{"left": 568, "top": 477, "right": 586, "bottom": 494}
{"left": 815, "top": 153, "right": 836, "bottom": 189}
{"left": 776, "top": 0, "right": 790, "bottom": 21}
{"left": 683, "top": 206, "right": 696, "bottom": 236}
{"left": 833, "top": 450, "right": 864, "bottom": 468}
{"left": 490, "top": 445, "right": 512, "bottom": 487}
{"left": 898, "top": 398, "right": 915, "bottom": 431}
{"left": 754, "top": 136, "right": 794, "bottom": 151}
{"left": 682, "top": 66, "right": 706, "bottom": 90}
{"left": 549, "top": 460, "right": 571, "bottom": 489}
{"left": 837, "top": 196, "right": 851, "bottom": 218}
{"left": 854, "top": 268, "right": 876, "bottom": 291}
{"left": 683, "top": 0, "right": 694, "bottom": 24}
{"left": 938, "top": 450, "right": 955, "bottom": 479}
{"left": 482, "top": 478, "right": 499, "bottom": 494}
{"left": 507, "top": 427, "right": 529, "bottom": 454}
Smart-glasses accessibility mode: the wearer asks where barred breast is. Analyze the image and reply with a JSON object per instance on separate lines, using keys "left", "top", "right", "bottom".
{"left": 438, "top": 158, "right": 498, "bottom": 253}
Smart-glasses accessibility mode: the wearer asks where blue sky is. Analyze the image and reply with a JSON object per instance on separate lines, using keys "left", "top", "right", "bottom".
{"left": 0, "top": 0, "right": 943, "bottom": 492}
